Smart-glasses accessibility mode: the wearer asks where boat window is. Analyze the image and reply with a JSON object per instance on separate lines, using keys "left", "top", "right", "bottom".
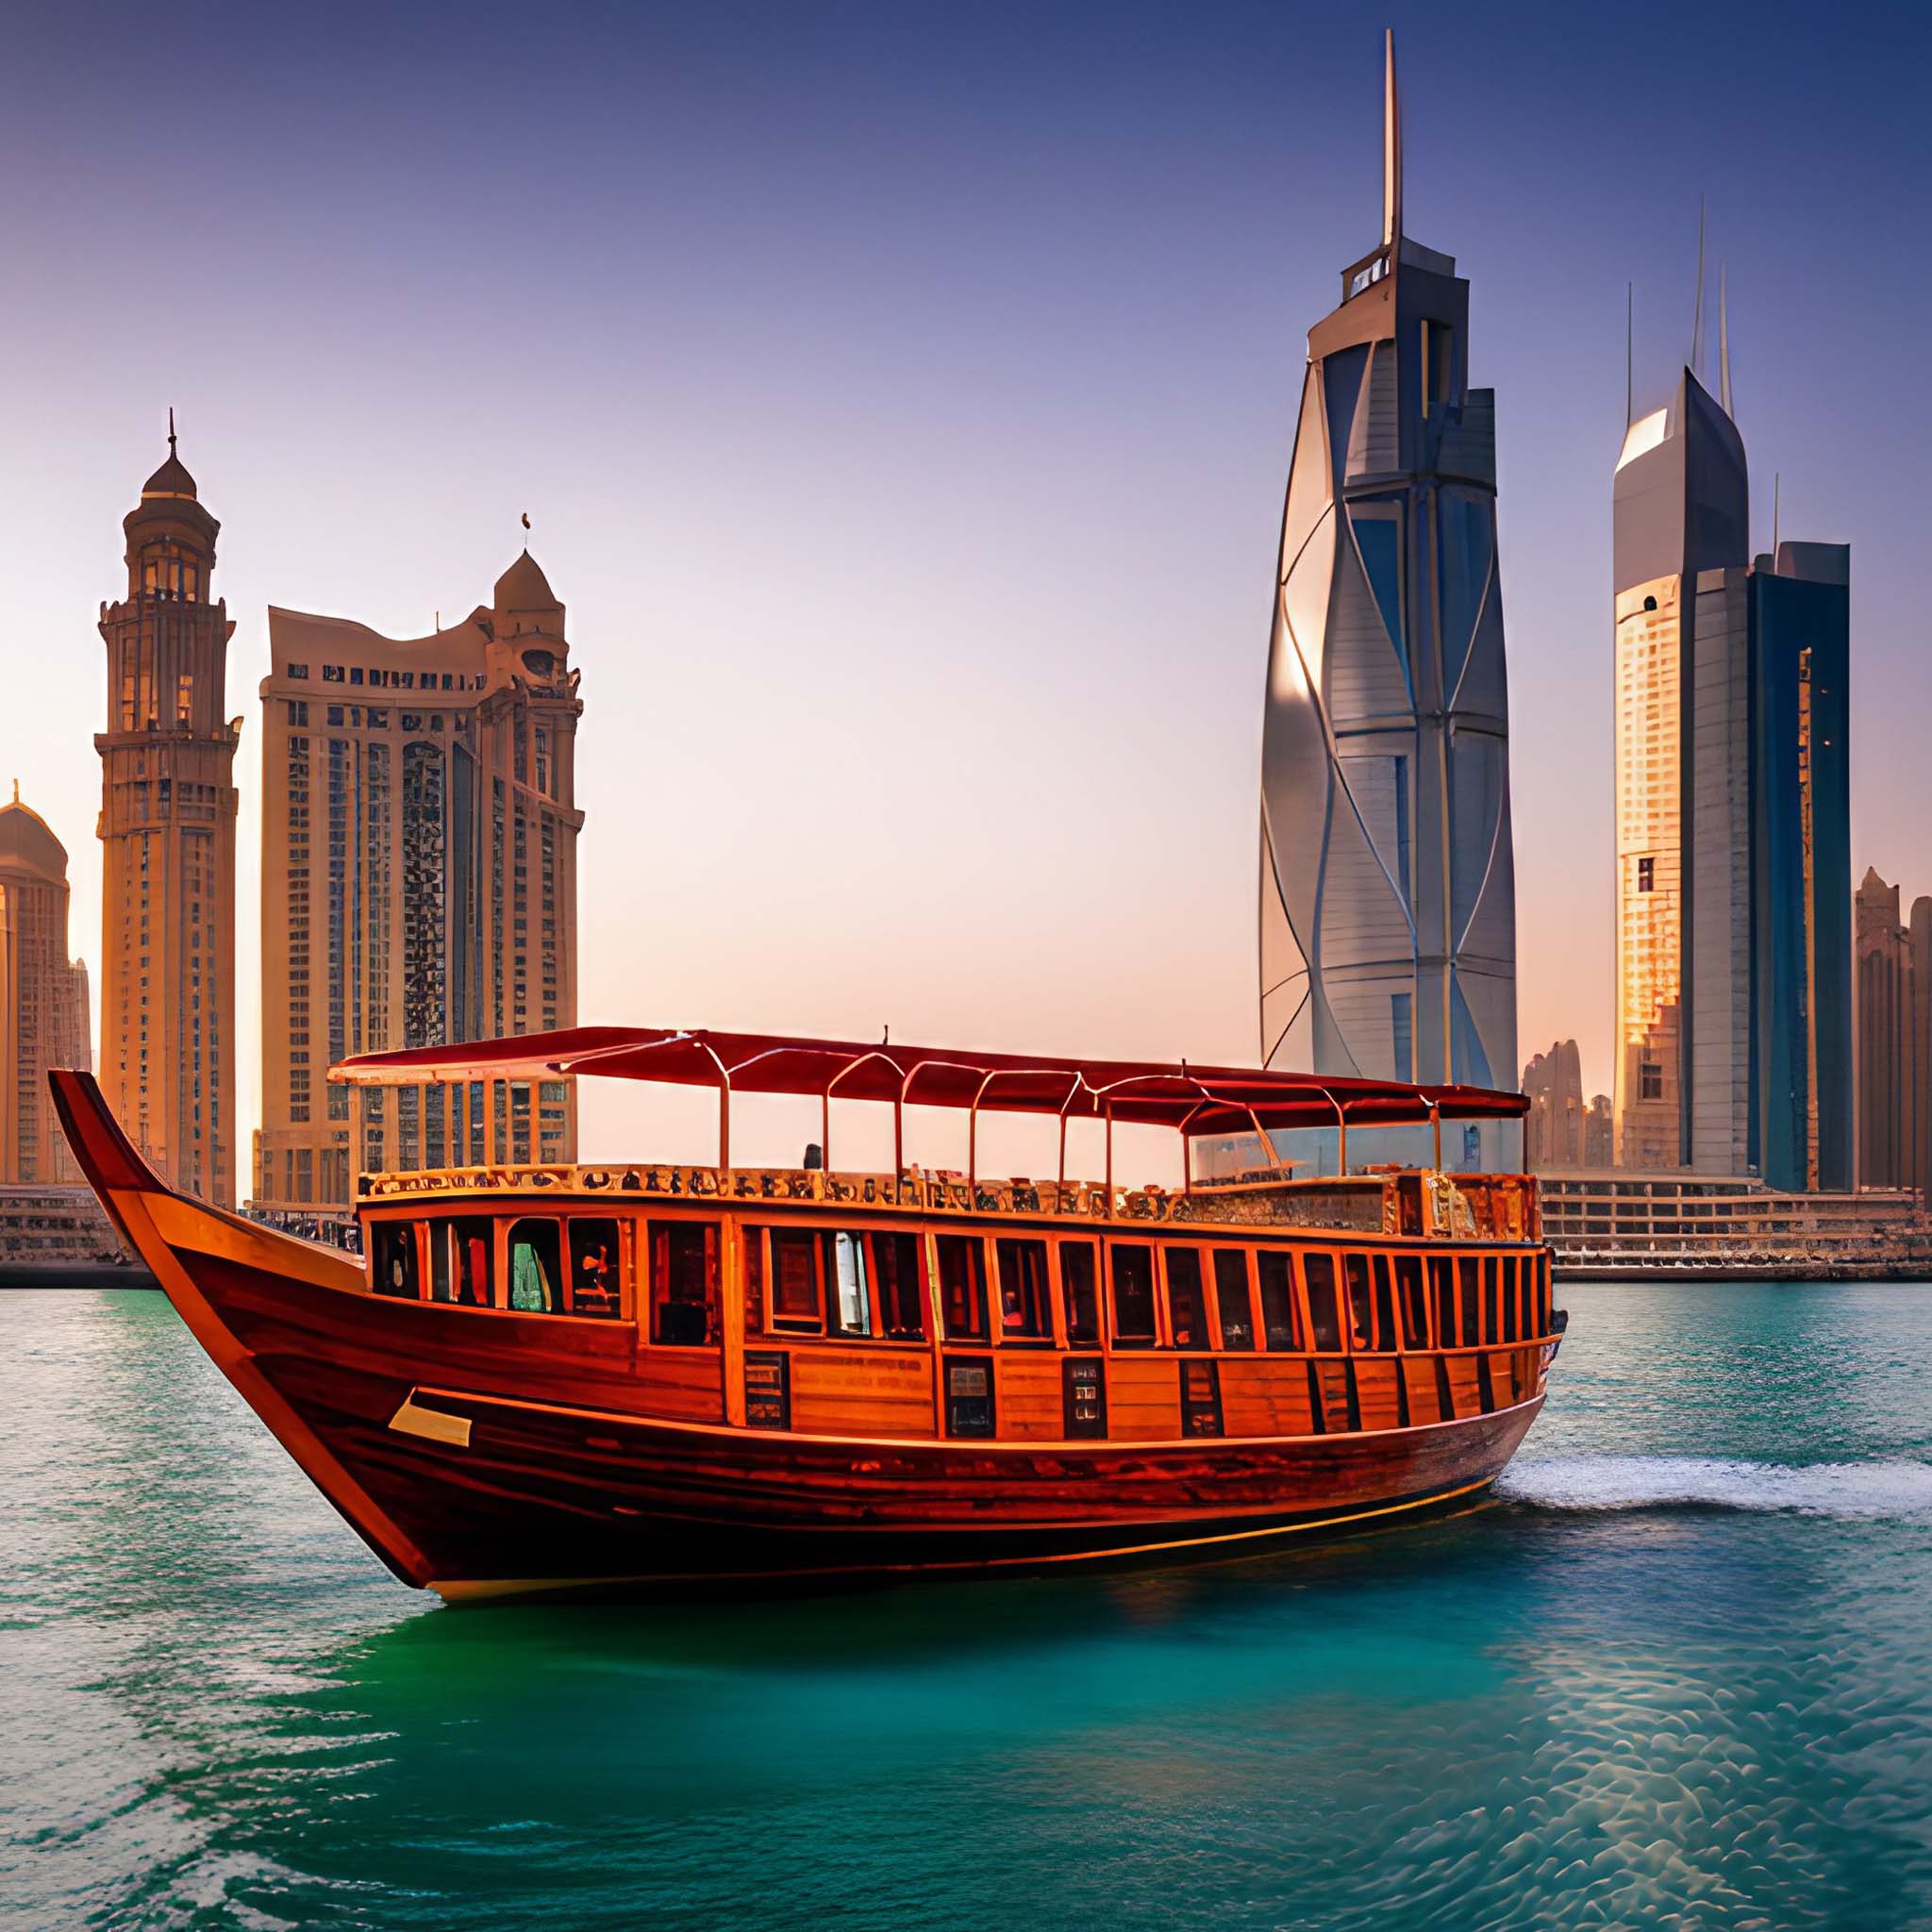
{"left": 936, "top": 1235, "right": 989, "bottom": 1341}
{"left": 1500, "top": 1256, "right": 1520, "bottom": 1341}
{"left": 1481, "top": 1257, "right": 1500, "bottom": 1345}
{"left": 1213, "top": 1250, "right": 1255, "bottom": 1350}
{"left": 1343, "top": 1255, "right": 1374, "bottom": 1348}
{"left": 1457, "top": 1257, "right": 1481, "bottom": 1345}
{"left": 650, "top": 1221, "right": 720, "bottom": 1345}
{"left": 1109, "top": 1244, "right": 1157, "bottom": 1348}
{"left": 1257, "top": 1251, "right": 1300, "bottom": 1350}
{"left": 1060, "top": 1241, "right": 1100, "bottom": 1344}
{"left": 768, "top": 1228, "right": 823, "bottom": 1333}
{"left": 831, "top": 1231, "right": 873, "bottom": 1337}
{"left": 1163, "top": 1248, "right": 1209, "bottom": 1351}
{"left": 1430, "top": 1256, "right": 1456, "bottom": 1346}
{"left": 995, "top": 1238, "right": 1052, "bottom": 1341}
{"left": 1370, "top": 1256, "right": 1399, "bottom": 1352}
{"left": 373, "top": 1220, "right": 420, "bottom": 1299}
{"left": 508, "top": 1218, "right": 561, "bottom": 1313}
{"left": 872, "top": 1232, "right": 925, "bottom": 1340}
{"left": 428, "top": 1217, "right": 493, "bottom": 1306}
{"left": 1304, "top": 1254, "right": 1343, "bottom": 1351}
{"left": 567, "top": 1218, "right": 623, "bottom": 1319}
{"left": 1394, "top": 1254, "right": 1427, "bottom": 1346}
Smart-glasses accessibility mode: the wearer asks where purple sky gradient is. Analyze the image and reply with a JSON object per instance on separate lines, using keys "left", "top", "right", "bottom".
{"left": 4, "top": 0, "right": 1925, "bottom": 1158}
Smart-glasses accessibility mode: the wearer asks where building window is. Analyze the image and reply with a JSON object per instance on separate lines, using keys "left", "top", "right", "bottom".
{"left": 1640, "top": 1060, "right": 1664, "bottom": 1101}
{"left": 1638, "top": 857, "right": 1655, "bottom": 892}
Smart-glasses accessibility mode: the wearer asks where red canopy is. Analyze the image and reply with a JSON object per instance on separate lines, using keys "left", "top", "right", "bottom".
{"left": 331, "top": 1025, "right": 1525, "bottom": 1138}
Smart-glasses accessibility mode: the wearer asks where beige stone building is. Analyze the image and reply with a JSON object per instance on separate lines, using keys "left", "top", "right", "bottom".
{"left": 95, "top": 430, "right": 241, "bottom": 1205}
{"left": 0, "top": 791, "right": 92, "bottom": 1184}
{"left": 253, "top": 550, "right": 584, "bottom": 1221}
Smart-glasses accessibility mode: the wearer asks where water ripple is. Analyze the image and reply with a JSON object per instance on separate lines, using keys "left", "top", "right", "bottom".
{"left": 1500, "top": 1454, "right": 1932, "bottom": 1518}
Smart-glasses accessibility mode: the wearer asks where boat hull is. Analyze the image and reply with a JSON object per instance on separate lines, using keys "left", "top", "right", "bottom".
{"left": 52, "top": 1069, "right": 1542, "bottom": 1600}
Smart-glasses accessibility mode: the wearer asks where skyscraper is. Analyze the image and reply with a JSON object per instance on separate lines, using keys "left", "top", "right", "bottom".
{"left": 1612, "top": 318, "right": 1852, "bottom": 1187}
{"left": 95, "top": 426, "right": 240, "bottom": 1204}
{"left": 1259, "top": 32, "right": 1517, "bottom": 1093}
{"left": 1691, "top": 543, "right": 1851, "bottom": 1191}
{"left": 1522, "top": 1040, "right": 1586, "bottom": 1170}
{"left": 1612, "top": 366, "right": 1749, "bottom": 1169}
{"left": 253, "top": 549, "right": 585, "bottom": 1221}
{"left": 1856, "top": 867, "right": 1928, "bottom": 1195}
{"left": 0, "top": 791, "right": 92, "bottom": 1184}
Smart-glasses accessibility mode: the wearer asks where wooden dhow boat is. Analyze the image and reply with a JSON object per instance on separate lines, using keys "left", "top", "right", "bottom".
{"left": 52, "top": 1026, "right": 1560, "bottom": 1601}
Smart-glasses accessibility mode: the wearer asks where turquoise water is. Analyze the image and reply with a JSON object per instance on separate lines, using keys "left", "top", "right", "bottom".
{"left": 5, "top": 1285, "right": 1932, "bottom": 1930}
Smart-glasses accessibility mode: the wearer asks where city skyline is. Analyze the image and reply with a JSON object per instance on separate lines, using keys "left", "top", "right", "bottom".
{"left": 5, "top": 1, "right": 1926, "bottom": 1164}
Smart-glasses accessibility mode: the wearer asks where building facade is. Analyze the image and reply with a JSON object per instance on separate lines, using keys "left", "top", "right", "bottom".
{"left": 1259, "top": 32, "right": 1516, "bottom": 1095}
{"left": 1540, "top": 1168, "right": 1931, "bottom": 1277}
{"left": 1612, "top": 352, "right": 1851, "bottom": 1188}
{"left": 1855, "top": 867, "right": 1929, "bottom": 1195}
{"left": 95, "top": 430, "right": 240, "bottom": 1204}
{"left": 1523, "top": 1040, "right": 1586, "bottom": 1170}
{"left": 0, "top": 793, "right": 92, "bottom": 1184}
{"left": 253, "top": 549, "right": 585, "bottom": 1221}
{"left": 1612, "top": 367, "right": 1749, "bottom": 1170}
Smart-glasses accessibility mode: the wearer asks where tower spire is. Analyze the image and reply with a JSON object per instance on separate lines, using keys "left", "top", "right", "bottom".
{"left": 1691, "top": 198, "right": 1707, "bottom": 376}
{"left": 1719, "top": 261, "right": 1733, "bottom": 416}
{"left": 1625, "top": 282, "right": 1634, "bottom": 427}
{"left": 168, "top": 406, "right": 176, "bottom": 457}
{"left": 1381, "top": 27, "right": 1402, "bottom": 251}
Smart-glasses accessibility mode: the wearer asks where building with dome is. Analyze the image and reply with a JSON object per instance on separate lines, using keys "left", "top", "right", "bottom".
{"left": 253, "top": 548, "right": 586, "bottom": 1227}
{"left": 95, "top": 425, "right": 241, "bottom": 1205}
{"left": 0, "top": 789, "right": 92, "bottom": 1185}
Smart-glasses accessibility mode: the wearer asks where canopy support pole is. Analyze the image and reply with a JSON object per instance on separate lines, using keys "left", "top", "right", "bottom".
{"left": 1246, "top": 1106, "right": 1287, "bottom": 1175}
{"left": 1431, "top": 1105, "right": 1441, "bottom": 1171}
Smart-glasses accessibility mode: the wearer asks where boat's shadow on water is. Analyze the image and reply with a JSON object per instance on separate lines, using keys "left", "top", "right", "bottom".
{"left": 345, "top": 1494, "right": 1527, "bottom": 1682}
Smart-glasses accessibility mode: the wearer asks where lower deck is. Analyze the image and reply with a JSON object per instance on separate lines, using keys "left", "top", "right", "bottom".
{"left": 358, "top": 1186, "right": 1559, "bottom": 1448}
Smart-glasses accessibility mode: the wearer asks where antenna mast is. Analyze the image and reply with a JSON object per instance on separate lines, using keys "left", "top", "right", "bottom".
{"left": 1719, "top": 261, "right": 1733, "bottom": 416}
{"left": 1381, "top": 28, "right": 1402, "bottom": 251}
{"left": 1691, "top": 199, "right": 1707, "bottom": 376}
{"left": 1625, "top": 282, "right": 1634, "bottom": 426}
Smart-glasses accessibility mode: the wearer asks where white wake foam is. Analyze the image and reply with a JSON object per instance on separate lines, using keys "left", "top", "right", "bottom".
{"left": 1497, "top": 1455, "right": 1932, "bottom": 1519}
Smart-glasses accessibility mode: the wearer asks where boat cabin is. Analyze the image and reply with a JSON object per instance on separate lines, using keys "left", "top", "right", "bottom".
{"left": 337, "top": 1026, "right": 1556, "bottom": 1447}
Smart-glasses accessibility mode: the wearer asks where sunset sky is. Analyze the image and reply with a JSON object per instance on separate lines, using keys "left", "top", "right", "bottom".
{"left": 5, "top": 0, "right": 1927, "bottom": 1162}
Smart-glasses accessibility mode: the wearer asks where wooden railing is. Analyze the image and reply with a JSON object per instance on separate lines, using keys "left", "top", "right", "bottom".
{"left": 359, "top": 1160, "right": 1541, "bottom": 1241}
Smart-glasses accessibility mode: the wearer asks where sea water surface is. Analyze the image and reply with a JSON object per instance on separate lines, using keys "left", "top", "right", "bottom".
{"left": 5, "top": 1282, "right": 1932, "bottom": 1930}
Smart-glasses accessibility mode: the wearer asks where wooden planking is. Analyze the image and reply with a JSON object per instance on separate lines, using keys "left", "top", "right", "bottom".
{"left": 1219, "top": 1357, "right": 1317, "bottom": 1437}
{"left": 636, "top": 1347, "right": 726, "bottom": 1424}
{"left": 1401, "top": 1357, "right": 1445, "bottom": 1427}
{"left": 1442, "top": 1353, "right": 1486, "bottom": 1420}
{"left": 789, "top": 1344, "right": 935, "bottom": 1438}
{"left": 1104, "top": 1356, "right": 1181, "bottom": 1441}
{"left": 995, "top": 1353, "right": 1066, "bottom": 1441}
{"left": 1353, "top": 1357, "right": 1404, "bottom": 1433}
{"left": 1311, "top": 1359, "right": 1354, "bottom": 1434}
{"left": 1493, "top": 1345, "right": 1537, "bottom": 1407}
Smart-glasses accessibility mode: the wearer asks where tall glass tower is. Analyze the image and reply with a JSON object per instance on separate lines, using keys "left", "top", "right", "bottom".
{"left": 1258, "top": 32, "right": 1517, "bottom": 1091}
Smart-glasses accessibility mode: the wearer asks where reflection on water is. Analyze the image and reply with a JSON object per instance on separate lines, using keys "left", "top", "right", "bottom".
{"left": 5, "top": 1285, "right": 1932, "bottom": 1927}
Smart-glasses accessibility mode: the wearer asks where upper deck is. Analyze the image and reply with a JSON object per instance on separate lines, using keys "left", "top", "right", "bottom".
{"left": 360, "top": 1158, "right": 1541, "bottom": 1245}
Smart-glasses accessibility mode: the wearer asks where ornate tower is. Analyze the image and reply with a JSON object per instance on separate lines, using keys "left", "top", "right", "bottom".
{"left": 96, "top": 421, "right": 241, "bottom": 1203}
{"left": 1258, "top": 32, "right": 1517, "bottom": 1093}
